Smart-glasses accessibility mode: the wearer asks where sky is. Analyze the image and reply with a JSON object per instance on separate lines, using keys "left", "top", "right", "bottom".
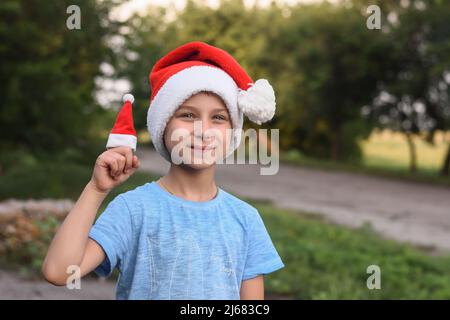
{"left": 110, "top": 0, "right": 326, "bottom": 20}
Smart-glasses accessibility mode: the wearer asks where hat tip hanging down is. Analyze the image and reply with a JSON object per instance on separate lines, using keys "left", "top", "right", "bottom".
{"left": 106, "top": 93, "right": 137, "bottom": 152}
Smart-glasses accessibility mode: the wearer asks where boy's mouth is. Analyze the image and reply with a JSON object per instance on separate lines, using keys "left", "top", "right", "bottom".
{"left": 190, "top": 144, "right": 216, "bottom": 151}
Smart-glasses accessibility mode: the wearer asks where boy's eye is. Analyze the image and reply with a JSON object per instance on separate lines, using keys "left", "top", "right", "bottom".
{"left": 213, "top": 115, "right": 227, "bottom": 121}
{"left": 180, "top": 112, "right": 194, "bottom": 119}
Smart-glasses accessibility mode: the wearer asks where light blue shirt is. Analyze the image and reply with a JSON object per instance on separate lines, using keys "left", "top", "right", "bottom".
{"left": 88, "top": 181, "right": 285, "bottom": 300}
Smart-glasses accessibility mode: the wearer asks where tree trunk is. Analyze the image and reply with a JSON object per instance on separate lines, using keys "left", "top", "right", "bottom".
{"left": 440, "top": 141, "right": 450, "bottom": 177}
{"left": 405, "top": 132, "right": 417, "bottom": 173}
{"left": 331, "top": 126, "right": 341, "bottom": 162}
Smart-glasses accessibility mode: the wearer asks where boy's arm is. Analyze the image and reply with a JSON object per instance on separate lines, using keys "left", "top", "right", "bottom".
{"left": 42, "top": 182, "right": 107, "bottom": 286}
{"left": 240, "top": 275, "right": 264, "bottom": 300}
{"left": 240, "top": 209, "right": 285, "bottom": 299}
{"left": 42, "top": 147, "right": 139, "bottom": 286}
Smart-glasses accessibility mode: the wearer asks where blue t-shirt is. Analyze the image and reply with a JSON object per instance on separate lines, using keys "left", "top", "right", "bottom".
{"left": 88, "top": 181, "right": 284, "bottom": 300}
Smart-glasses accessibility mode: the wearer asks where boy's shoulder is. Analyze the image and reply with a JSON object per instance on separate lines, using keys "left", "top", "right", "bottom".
{"left": 220, "top": 188, "right": 258, "bottom": 213}
{"left": 218, "top": 188, "right": 263, "bottom": 227}
{"left": 115, "top": 182, "right": 153, "bottom": 203}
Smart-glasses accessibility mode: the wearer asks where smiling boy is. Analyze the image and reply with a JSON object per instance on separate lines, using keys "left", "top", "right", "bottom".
{"left": 42, "top": 41, "right": 284, "bottom": 300}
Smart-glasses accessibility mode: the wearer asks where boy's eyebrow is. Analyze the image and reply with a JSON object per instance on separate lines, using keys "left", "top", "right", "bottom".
{"left": 177, "top": 105, "right": 197, "bottom": 111}
{"left": 178, "top": 105, "right": 228, "bottom": 113}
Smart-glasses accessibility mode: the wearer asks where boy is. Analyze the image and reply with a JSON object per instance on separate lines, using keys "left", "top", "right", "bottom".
{"left": 42, "top": 41, "right": 284, "bottom": 299}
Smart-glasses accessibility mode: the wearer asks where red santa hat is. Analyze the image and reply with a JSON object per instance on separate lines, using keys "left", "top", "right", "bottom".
{"left": 147, "top": 41, "right": 276, "bottom": 162}
{"left": 106, "top": 94, "right": 137, "bottom": 151}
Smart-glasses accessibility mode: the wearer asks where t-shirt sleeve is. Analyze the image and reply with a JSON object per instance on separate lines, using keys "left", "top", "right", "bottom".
{"left": 88, "top": 194, "right": 132, "bottom": 278}
{"left": 242, "top": 209, "right": 285, "bottom": 281}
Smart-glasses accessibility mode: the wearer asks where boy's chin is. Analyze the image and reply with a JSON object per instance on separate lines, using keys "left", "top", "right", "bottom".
{"left": 181, "top": 161, "right": 216, "bottom": 170}
{"left": 169, "top": 154, "right": 219, "bottom": 170}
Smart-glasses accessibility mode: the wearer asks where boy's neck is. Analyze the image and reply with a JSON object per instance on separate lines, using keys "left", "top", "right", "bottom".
{"left": 160, "top": 164, "right": 218, "bottom": 202}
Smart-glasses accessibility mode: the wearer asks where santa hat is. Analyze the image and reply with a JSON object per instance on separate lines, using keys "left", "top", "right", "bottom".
{"left": 147, "top": 41, "right": 276, "bottom": 162}
{"left": 106, "top": 94, "right": 137, "bottom": 152}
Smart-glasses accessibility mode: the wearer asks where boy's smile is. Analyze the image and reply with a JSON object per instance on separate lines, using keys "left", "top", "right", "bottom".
{"left": 190, "top": 144, "right": 216, "bottom": 151}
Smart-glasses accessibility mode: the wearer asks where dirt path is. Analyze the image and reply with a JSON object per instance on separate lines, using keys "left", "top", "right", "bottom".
{"left": 0, "top": 270, "right": 116, "bottom": 300}
{"left": 0, "top": 270, "right": 288, "bottom": 299}
{"left": 136, "top": 148, "right": 450, "bottom": 253}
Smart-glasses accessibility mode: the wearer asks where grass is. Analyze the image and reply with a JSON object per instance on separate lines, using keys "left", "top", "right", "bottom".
{"left": 1, "top": 159, "right": 449, "bottom": 299}
{"left": 281, "top": 130, "right": 450, "bottom": 187}
{"left": 360, "top": 130, "right": 448, "bottom": 172}
{"left": 250, "top": 200, "right": 450, "bottom": 299}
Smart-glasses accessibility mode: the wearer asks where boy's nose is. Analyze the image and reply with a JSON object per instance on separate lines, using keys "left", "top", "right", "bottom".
{"left": 193, "top": 119, "right": 213, "bottom": 140}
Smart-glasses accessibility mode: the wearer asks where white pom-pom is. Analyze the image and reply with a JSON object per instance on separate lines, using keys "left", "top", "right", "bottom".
{"left": 237, "top": 79, "right": 276, "bottom": 125}
{"left": 123, "top": 93, "right": 135, "bottom": 104}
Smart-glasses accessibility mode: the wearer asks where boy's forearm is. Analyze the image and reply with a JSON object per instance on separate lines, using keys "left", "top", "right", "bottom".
{"left": 42, "top": 181, "right": 108, "bottom": 283}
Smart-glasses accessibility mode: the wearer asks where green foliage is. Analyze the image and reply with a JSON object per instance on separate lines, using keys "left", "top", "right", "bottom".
{"left": 2, "top": 0, "right": 448, "bottom": 170}
{"left": 0, "top": 155, "right": 158, "bottom": 201}
{"left": 1, "top": 0, "right": 449, "bottom": 172}
{"left": 0, "top": 214, "right": 60, "bottom": 277}
{"left": 0, "top": 0, "right": 120, "bottom": 154}
{"left": 360, "top": 0, "right": 450, "bottom": 173}
{"left": 269, "top": 3, "right": 390, "bottom": 161}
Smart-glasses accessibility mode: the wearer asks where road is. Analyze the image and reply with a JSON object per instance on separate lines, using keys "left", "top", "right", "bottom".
{"left": 0, "top": 271, "right": 116, "bottom": 300}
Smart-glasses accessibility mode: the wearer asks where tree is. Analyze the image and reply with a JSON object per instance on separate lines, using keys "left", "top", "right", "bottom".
{"left": 0, "top": 0, "right": 121, "bottom": 157}
{"left": 366, "top": 0, "right": 450, "bottom": 174}
{"left": 267, "top": 2, "right": 390, "bottom": 161}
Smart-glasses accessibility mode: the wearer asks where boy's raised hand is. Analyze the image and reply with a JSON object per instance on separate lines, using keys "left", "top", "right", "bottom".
{"left": 89, "top": 146, "right": 140, "bottom": 193}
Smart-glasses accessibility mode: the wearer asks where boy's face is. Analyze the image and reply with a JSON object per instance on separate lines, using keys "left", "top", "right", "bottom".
{"left": 163, "top": 92, "right": 232, "bottom": 169}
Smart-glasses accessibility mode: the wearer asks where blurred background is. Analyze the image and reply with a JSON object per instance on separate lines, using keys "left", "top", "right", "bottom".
{"left": 0, "top": 0, "right": 449, "bottom": 299}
